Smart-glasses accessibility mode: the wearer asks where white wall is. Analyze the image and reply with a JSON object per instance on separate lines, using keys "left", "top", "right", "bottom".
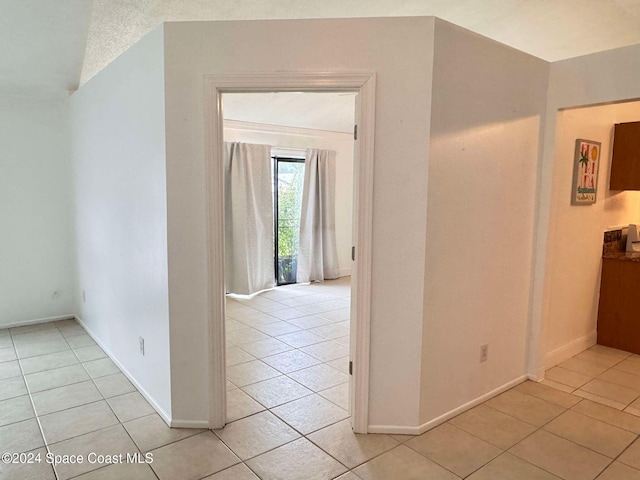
{"left": 223, "top": 120, "right": 354, "bottom": 277}
{"left": 531, "top": 43, "right": 640, "bottom": 376}
{"left": 420, "top": 20, "right": 550, "bottom": 425}
{"left": 69, "top": 27, "right": 172, "bottom": 420}
{"left": 163, "top": 17, "right": 435, "bottom": 427}
{"left": 0, "top": 95, "right": 75, "bottom": 326}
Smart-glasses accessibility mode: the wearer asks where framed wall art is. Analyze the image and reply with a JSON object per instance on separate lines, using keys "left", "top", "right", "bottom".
{"left": 571, "top": 139, "right": 601, "bottom": 205}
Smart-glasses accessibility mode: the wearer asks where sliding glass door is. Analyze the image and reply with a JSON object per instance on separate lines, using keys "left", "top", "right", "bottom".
{"left": 274, "top": 157, "right": 305, "bottom": 285}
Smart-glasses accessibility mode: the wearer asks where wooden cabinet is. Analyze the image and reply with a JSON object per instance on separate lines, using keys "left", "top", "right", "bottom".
{"left": 597, "top": 258, "right": 640, "bottom": 354}
{"left": 610, "top": 121, "right": 640, "bottom": 190}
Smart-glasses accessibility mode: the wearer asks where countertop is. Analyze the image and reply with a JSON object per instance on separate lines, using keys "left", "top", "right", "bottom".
{"left": 603, "top": 251, "right": 640, "bottom": 262}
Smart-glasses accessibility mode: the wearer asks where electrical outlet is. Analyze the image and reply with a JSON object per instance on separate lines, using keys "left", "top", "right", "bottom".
{"left": 82, "top": 290, "right": 86, "bottom": 303}
{"left": 139, "top": 337, "right": 145, "bottom": 356}
{"left": 480, "top": 344, "right": 489, "bottom": 363}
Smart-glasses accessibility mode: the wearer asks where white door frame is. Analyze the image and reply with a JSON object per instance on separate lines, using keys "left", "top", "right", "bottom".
{"left": 204, "top": 72, "right": 376, "bottom": 433}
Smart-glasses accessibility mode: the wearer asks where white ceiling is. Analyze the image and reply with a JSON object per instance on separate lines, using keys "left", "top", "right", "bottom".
{"left": 2, "top": 0, "right": 640, "bottom": 98}
{"left": 223, "top": 92, "right": 356, "bottom": 133}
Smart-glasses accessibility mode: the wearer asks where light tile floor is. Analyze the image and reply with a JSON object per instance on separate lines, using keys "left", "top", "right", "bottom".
{"left": 4, "top": 288, "right": 640, "bottom": 478}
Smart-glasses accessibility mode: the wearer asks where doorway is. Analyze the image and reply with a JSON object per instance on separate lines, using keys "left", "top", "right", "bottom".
{"left": 205, "top": 73, "right": 375, "bottom": 434}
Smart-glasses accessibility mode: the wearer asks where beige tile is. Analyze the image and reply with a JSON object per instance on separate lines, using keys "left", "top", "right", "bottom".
{"left": 0, "top": 447, "right": 56, "bottom": 480}
{"left": 242, "top": 375, "right": 312, "bottom": 408}
{"left": 485, "top": 389, "right": 565, "bottom": 427}
{"left": 327, "top": 356, "right": 350, "bottom": 374}
{"left": 545, "top": 366, "right": 592, "bottom": 388}
{"left": 277, "top": 330, "right": 326, "bottom": 348}
{"left": 543, "top": 410, "right": 636, "bottom": 457}
{"left": 335, "top": 474, "right": 361, "bottom": 480}
{"left": 261, "top": 349, "right": 322, "bottom": 374}
{"left": 0, "top": 335, "right": 12, "bottom": 348}
{"left": 93, "top": 373, "right": 135, "bottom": 398}
{"left": 0, "top": 347, "right": 17, "bottom": 362}
{"left": 449, "top": 404, "right": 536, "bottom": 449}
{"left": 619, "top": 437, "right": 640, "bottom": 470}
{"left": 226, "top": 327, "right": 271, "bottom": 346}
{"left": 83, "top": 358, "right": 119, "bottom": 378}
{"left": 573, "top": 389, "right": 627, "bottom": 410}
{"left": 237, "top": 338, "right": 293, "bottom": 358}
{"left": 286, "top": 315, "right": 333, "bottom": 329}
{"left": 49, "top": 425, "right": 139, "bottom": 480}
{"left": 58, "top": 324, "right": 86, "bottom": 338}
{"left": 73, "top": 345, "right": 107, "bottom": 362}
{"left": 264, "top": 307, "right": 306, "bottom": 321}
{"left": 55, "top": 318, "right": 80, "bottom": 329}
{"left": 308, "top": 323, "right": 351, "bottom": 340}
{"left": 354, "top": 444, "right": 459, "bottom": 480}
{"left": 467, "top": 452, "right": 562, "bottom": 480}
{"left": 515, "top": 380, "right": 581, "bottom": 408}
{"left": 214, "top": 410, "right": 299, "bottom": 460}
{"left": 0, "top": 360, "right": 21, "bottom": 380}
{"left": 288, "top": 363, "right": 349, "bottom": 392}
{"left": 272, "top": 393, "right": 349, "bottom": 434}
{"left": 203, "top": 463, "right": 259, "bottom": 479}
{"left": 226, "top": 346, "right": 255, "bottom": 366}
{"left": 598, "top": 368, "right": 640, "bottom": 392}
{"left": 225, "top": 318, "right": 246, "bottom": 333}
{"left": 574, "top": 349, "right": 625, "bottom": 368}
{"left": 10, "top": 322, "right": 57, "bottom": 335}
{"left": 509, "top": 430, "right": 610, "bottom": 480}
{"left": 572, "top": 398, "right": 640, "bottom": 433}
{"left": 318, "top": 383, "right": 349, "bottom": 410}
{"left": 597, "top": 462, "right": 640, "bottom": 480}
{"left": 308, "top": 419, "right": 398, "bottom": 469}
{"left": 0, "top": 376, "right": 27, "bottom": 400}
{"left": 31, "top": 381, "right": 102, "bottom": 416}
{"left": 580, "top": 378, "right": 640, "bottom": 405}
{"left": 0, "top": 395, "right": 34, "bottom": 426}
{"left": 150, "top": 431, "right": 239, "bottom": 480}
{"left": 405, "top": 423, "right": 501, "bottom": 477}
{"left": 0, "top": 418, "right": 44, "bottom": 453}
{"left": 226, "top": 388, "right": 265, "bottom": 422}
{"left": 254, "top": 321, "right": 301, "bottom": 336}
{"left": 540, "top": 379, "right": 576, "bottom": 393}
{"left": 19, "top": 350, "right": 79, "bottom": 374}
{"left": 13, "top": 336, "right": 70, "bottom": 359}
{"left": 227, "top": 380, "right": 237, "bottom": 391}
{"left": 590, "top": 344, "right": 630, "bottom": 359}
{"left": 66, "top": 334, "right": 97, "bottom": 349}
{"left": 390, "top": 434, "right": 414, "bottom": 443}
{"left": 559, "top": 357, "right": 609, "bottom": 377}
{"left": 227, "top": 360, "right": 281, "bottom": 387}
{"left": 247, "top": 437, "right": 347, "bottom": 480}
{"left": 301, "top": 340, "right": 349, "bottom": 362}
{"left": 25, "top": 364, "right": 89, "bottom": 393}
{"left": 614, "top": 357, "right": 640, "bottom": 376}
{"left": 124, "top": 413, "right": 204, "bottom": 452}
{"left": 40, "top": 401, "right": 119, "bottom": 444}
{"left": 74, "top": 463, "right": 157, "bottom": 479}
{"left": 107, "top": 392, "right": 155, "bottom": 423}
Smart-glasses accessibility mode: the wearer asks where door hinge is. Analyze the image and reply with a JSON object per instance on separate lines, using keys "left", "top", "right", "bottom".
{"left": 349, "top": 361, "right": 353, "bottom": 375}
{"left": 351, "top": 246, "right": 355, "bottom": 261}
{"left": 354, "top": 124, "right": 358, "bottom": 140}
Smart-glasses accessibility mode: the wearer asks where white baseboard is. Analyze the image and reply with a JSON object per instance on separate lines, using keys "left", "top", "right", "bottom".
{"left": 545, "top": 331, "right": 597, "bottom": 370}
{"left": 74, "top": 315, "right": 175, "bottom": 428}
{"left": 1, "top": 314, "right": 75, "bottom": 329}
{"left": 170, "top": 419, "right": 211, "bottom": 429}
{"left": 368, "top": 375, "right": 527, "bottom": 435}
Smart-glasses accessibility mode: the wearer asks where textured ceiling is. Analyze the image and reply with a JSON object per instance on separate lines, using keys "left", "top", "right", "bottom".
{"left": 223, "top": 92, "right": 356, "bottom": 133}
{"left": 2, "top": 1, "right": 640, "bottom": 97}
{"left": 80, "top": 0, "right": 640, "bottom": 85}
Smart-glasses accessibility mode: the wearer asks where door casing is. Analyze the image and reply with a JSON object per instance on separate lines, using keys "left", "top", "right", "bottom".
{"left": 204, "top": 72, "right": 376, "bottom": 433}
